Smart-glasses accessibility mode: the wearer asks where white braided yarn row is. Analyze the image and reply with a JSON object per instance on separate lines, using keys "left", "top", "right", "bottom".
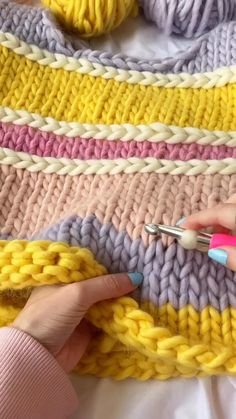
{"left": 1, "top": 106, "right": 236, "bottom": 146}
{"left": 1, "top": 32, "right": 236, "bottom": 89}
{"left": 1, "top": 147, "right": 236, "bottom": 176}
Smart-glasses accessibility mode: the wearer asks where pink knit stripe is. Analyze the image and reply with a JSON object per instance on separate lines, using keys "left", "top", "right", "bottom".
{"left": 0, "top": 122, "right": 235, "bottom": 160}
{"left": 0, "top": 166, "right": 235, "bottom": 243}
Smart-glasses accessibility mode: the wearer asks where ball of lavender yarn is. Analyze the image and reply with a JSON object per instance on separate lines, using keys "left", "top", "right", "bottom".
{"left": 139, "top": 0, "right": 236, "bottom": 38}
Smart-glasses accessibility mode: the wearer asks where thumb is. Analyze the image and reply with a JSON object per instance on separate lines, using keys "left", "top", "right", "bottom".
{"left": 208, "top": 247, "right": 236, "bottom": 271}
{"left": 69, "top": 272, "right": 143, "bottom": 310}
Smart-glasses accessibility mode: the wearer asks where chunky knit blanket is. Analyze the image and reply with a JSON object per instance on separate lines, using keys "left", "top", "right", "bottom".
{"left": 1, "top": 1, "right": 236, "bottom": 380}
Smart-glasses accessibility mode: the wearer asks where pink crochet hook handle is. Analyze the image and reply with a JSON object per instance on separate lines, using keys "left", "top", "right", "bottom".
{"left": 210, "top": 234, "right": 236, "bottom": 249}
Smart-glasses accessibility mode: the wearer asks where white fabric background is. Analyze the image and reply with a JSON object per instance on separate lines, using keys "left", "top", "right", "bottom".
{"left": 90, "top": 15, "right": 193, "bottom": 60}
{"left": 15, "top": 4, "right": 236, "bottom": 417}
{"left": 71, "top": 375, "right": 236, "bottom": 419}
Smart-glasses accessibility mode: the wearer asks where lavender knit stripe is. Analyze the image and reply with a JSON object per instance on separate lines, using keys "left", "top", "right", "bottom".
{"left": 3, "top": 122, "right": 236, "bottom": 160}
{"left": 35, "top": 215, "right": 236, "bottom": 312}
{"left": 1, "top": 1, "right": 236, "bottom": 73}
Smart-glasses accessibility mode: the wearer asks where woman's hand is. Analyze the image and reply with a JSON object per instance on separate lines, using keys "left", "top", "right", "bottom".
{"left": 179, "top": 203, "right": 236, "bottom": 270}
{"left": 13, "top": 272, "right": 143, "bottom": 372}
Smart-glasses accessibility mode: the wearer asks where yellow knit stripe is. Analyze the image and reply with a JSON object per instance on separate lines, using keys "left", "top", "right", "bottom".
{"left": 77, "top": 325, "right": 235, "bottom": 380}
{"left": 0, "top": 305, "right": 204, "bottom": 380}
{"left": 2, "top": 299, "right": 236, "bottom": 347}
{"left": 0, "top": 46, "right": 235, "bottom": 130}
{"left": 3, "top": 302, "right": 236, "bottom": 347}
{"left": 86, "top": 299, "right": 236, "bottom": 375}
{"left": 2, "top": 239, "right": 236, "bottom": 378}
{"left": 141, "top": 302, "right": 236, "bottom": 346}
{"left": 2, "top": 300, "right": 236, "bottom": 379}
{"left": 77, "top": 344, "right": 233, "bottom": 380}
{"left": 0, "top": 240, "right": 106, "bottom": 290}
{"left": 1, "top": 31, "right": 236, "bottom": 89}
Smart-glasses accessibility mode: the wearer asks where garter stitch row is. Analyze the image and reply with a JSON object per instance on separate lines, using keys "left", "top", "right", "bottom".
{"left": 1, "top": 1, "right": 236, "bottom": 380}
{"left": 0, "top": 240, "right": 106, "bottom": 290}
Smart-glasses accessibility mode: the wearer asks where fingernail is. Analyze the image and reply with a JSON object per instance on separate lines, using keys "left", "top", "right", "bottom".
{"left": 176, "top": 217, "right": 186, "bottom": 226}
{"left": 128, "top": 272, "right": 144, "bottom": 286}
{"left": 208, "top": 249, "right": 228, "bottom": 266}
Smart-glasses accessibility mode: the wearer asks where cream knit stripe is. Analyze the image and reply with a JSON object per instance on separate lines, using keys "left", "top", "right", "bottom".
{"left": 1, "top": 147, "right": 236, "bottom": 175}
{"left": 1, "top": 32, "right": 236, "bottom": 89}
{"left": 1, "top": 107, "right": 236, "bottom": 146}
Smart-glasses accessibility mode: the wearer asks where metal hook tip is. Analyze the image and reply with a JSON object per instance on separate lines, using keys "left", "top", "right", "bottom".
{"left": 144, "top": 224, "right": 160, "bottom": 235}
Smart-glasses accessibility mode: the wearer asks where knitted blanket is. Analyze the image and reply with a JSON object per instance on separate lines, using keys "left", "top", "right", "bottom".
{"left": 1, "top": 1, "right": 236, "bottom": 380}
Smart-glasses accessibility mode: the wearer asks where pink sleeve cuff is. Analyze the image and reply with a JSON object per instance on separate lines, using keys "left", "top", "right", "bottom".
{"left": 0, "top": 327, "right": 79, "bottom": 419}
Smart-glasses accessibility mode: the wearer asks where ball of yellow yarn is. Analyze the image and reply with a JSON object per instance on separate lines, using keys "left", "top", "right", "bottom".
{"left": 42, "top": 0, "right": 139, "bottom": 37}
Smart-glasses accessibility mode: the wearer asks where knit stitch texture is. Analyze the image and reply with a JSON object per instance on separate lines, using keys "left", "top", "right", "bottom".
{"left": 1, "top": 1, "right": 236, "bottom": 380}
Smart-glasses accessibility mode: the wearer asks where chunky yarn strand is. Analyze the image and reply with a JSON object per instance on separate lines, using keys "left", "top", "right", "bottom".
{"left": 0, "top": 240, "right": 106, "bottom": 290}
{"left": 140, "top": 0, "right": 236, "bottom": 38}
{"left": 2, "top": 238, "right": 236, "bottom": 380}
{"left": 42, "top": 0, "right": 138, "bottom": 37}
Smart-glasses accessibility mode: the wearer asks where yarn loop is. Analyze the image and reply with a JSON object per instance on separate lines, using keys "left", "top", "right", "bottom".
{"left": 42, "top": 0, "right": 138, "bottom": 37}
{"left": 140, "top": 0, "right": 236, "bottom": 38}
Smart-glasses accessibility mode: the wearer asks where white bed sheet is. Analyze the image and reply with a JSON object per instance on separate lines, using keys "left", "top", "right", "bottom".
{"left": 71, "top": 375, "right": 236, "bottom": 419}
{"left": 17, "top": 4, "right": 236, "bottom": 417}
{"left": 90, "top": 15, "right": 193, "bottom": 60}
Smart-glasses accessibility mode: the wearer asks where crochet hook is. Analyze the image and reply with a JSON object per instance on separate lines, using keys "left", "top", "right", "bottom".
{"left": 144, "top": 223, "right": 236, "bottom": 251}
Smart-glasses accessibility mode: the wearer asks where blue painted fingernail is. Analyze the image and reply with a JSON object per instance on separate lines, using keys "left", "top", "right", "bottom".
{"left": 208, "top": 249, "right": 228, "bottom": 266}
{"left": 176, "top": 217, "right": 186, "bottom": 226}
{"left": 128, "top": 272, "right": 144, "bottom": 286}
